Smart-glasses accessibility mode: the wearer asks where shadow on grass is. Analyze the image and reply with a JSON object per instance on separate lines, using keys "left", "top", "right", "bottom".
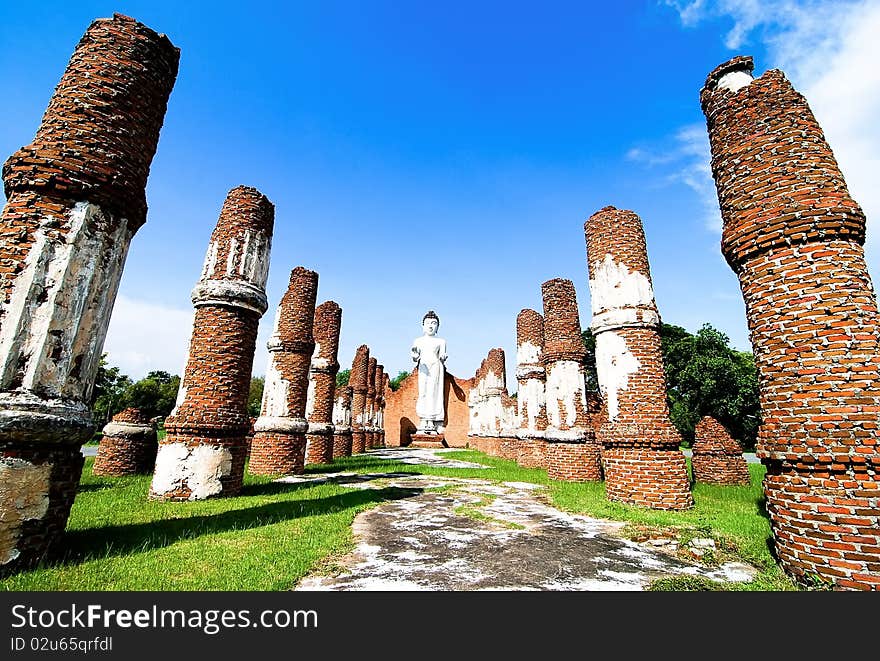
{"left": 242, "top": 472, "right": 416, "bottom": 497}
{"left": 52, "top": 486, "right": 422, "bottom": 567}
{"left": 305, "top": 458, "right": 418, "bottom": 474}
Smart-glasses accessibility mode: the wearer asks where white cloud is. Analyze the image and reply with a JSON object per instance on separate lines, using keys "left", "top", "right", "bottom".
{"left": 102, "top": 295, "right": 193, "bottom": 380}
{"left": 659, "top": 0, "right": 880, "bottom": 268}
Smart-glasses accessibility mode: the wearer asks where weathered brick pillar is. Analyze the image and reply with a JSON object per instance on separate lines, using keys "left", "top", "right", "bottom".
{"left": 332, "top": 385, "right": 353, "bottom": 458}
{"left": 541, "top": 279, "right": 602, "bottom": 481}
{"left": 365, "top": 357, "right": 377, "bottom": 450}
{"left": 373, "top": 364, "right": 385, "bottom": 448}
{"left": 701, "top": 56, "right": 880, "bottom": 588}
{"left": 150, "top": 187, "right": 273, "bottom": 500}
{"left": 584, "top": 206, "right": 691, "bottom": 508}
{"left": 0, "top": 14, "right": 178, "bottom": 569}
{"left": 692, "top": 416, "right": 750, "bottom": 486}
{"left": 515, "top": 309, "right": 548, "bottom": 468}
{"left": 350, "top": 345, "right": 370, "bottom": 454}
{"left": 93, "top": 408, "right": 158, "bottom": 476}
{"left": 304, "top": 300, "right": 341, "bottom": 465}
{"left": 248, "top": 267, "right": 318, "bottom": 476}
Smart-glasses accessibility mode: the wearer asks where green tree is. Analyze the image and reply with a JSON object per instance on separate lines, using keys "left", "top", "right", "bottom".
{"left": 336, "top": 368, "right": 350, "bottom": 387}
{"left": 389, "top": 370, "right": 409, "bottom": 391}
{"left": 122, "top": 370, "right": 180, "bottom": 420}
{"left": 248, "top": 376, "right": 264, "bottom": 417}
{"left": 91, "top": 354, "right": 132, "bottom": 425}
{"left": 582, "top": 323, "right": 760, "bottom": 450}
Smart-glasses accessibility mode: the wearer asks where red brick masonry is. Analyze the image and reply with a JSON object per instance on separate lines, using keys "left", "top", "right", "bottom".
{"left": 93, "top": 408, "right": 158, "bottom": 476}
{"left": 692, "top": 416, "right": 750, "bottom": 486}
{"left": 702, "top": 55, "right": 880, "bottom": 589}
{"left": 305, "top": 300, "right": 341, "bottom": 465}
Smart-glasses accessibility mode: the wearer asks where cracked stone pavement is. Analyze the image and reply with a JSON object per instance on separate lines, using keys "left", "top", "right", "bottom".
{"left": 283, "top": 448, "right": 756, "bottom": 591}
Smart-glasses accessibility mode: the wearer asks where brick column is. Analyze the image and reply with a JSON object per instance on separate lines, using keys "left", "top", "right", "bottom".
{"left": 692, "top": 416, "right": 750, "bottom": 486}
{"left": 150, "top": 187, "right": 273, "bottom": 500}
{"left": 349, "top": 345, "right": 370, "bottom": 454}
{"left": 365, "top": 357, "right": 377, "bottom": 450}
{"left": 332, "top": 385, "right": 353, "bottom": 458}
{"left": 584, "top": 206, "right": 691, "bottom": 508}
{"left": 379, "top": 372, "right": 390, "bottom": 447}
{"left": 541, "top": 279, "right": 602, "bottom": 481}
{"left": 93, "top": 408, "right": 158, "bottom": 476}
{"left": 0, "top": 14, "right": 178, "bottom": 570}
{"left": 304, "top": 300, "right": 341, "bottom": 465}
{"left": 701, "top": 56, "right": 880, "bottom": 588}
{"left": 373, "top": 364, "right": 385, "bottom": 449}
{"left": 515, "top": 309, "right": 548, "bottom": 468}
{"left": 249, "top": 267, "right": 318, "bottom": 476}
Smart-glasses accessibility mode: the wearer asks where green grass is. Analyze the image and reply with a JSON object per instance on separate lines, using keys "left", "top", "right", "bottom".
{"left": 2, "top": 450, "right": 796, "bottom": 591}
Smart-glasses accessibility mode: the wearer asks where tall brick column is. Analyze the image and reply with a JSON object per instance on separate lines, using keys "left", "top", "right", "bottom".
{"left": 515, "top": 309, "right": 548, "bottom": 468}
{"left": 365, "top": 357, "right": 377, "bottom": 450}
{"left": 248, "top": 267, "right": 319, "bottom": 476}
{"left": 373, "top": 364, "right": 385, "bottom": 449}
{"left": 93, "top": 408, "right": 158, "bottom": 476}
{"left": 692, "top": 416, "right": 750, "bottom": 486}
{"left": 701, "top": 56, "right": 880, "bottom": 588}
{"left": 541, "top": 279, "right": 602, "bottom": 481}
{"left": 379, "top": 372, "right": 390, "bottom": 447}
{"left": 0, "top": 14, "right": 178, "bottom": 570}
{"left": 150, "top": 187, "right": 273, "bottom": 500}
{"left": 584, "top": 206, "right": 691, "bottom": 508}
{"left": 332, "top": 385, "right": 353, "bottom": 458}
{"left": 349, "top": 345, "right": 370, "bottom": 454}
{"left": 304, "top": 300, "right": 341, "bottom": 466}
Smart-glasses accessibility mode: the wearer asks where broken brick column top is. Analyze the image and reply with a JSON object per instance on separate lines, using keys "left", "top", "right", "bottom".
{"left": 3, "top": 13, "right": 180, "bottom": 229}
{"left": 516, "top": 309, "right": 545, "bottom": 379}
{"left": 110, "top": 408, "right": 151, "bottom": 425}
{"left": 700, "top": 55, "right": 865, "bottom": 268}
{"left": 374, "top": 363, "right": 385, "bottom": 405}
{"left": 484, "top": 348, "right": 506, "bottom": 395}
{"left": 191, "top": 186, "right": 275, "bottom": 315}
{"left": 541, "top": 278, "right": 586, "bottom": 364}
{"left": 350, "top": 345, "right": 370, "bottom": 394}
{"left": 585, "top": 206, "right": 660, "bottom": 334}
{"left": 312, "top": 300, "right": 342, "bottom": 374}
{"left": 693, "top": 416, "right": 743, "bottom": 455}
{"left": 256, "top": 266, "right": 318, "bottom": 432}
{"left": 367, "top": 357, "right": 377, "bottom": 398}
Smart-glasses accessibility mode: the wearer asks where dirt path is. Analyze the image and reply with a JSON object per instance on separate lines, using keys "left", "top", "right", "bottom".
{"left": 287, "top": 448, "right": 756, "bottom": 591}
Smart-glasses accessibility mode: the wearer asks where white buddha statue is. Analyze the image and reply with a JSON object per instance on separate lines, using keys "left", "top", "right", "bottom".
{"left": 411, "top": 310, "right": 447, "bottom": 434}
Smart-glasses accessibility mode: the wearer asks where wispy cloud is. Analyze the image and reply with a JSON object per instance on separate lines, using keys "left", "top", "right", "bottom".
{"left": 659, "top": 0, "right": 880, "bottom": 262}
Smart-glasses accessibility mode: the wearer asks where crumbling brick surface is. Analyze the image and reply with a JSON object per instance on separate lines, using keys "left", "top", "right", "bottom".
{"left": 702, "top": 55, "right": 880, "bottom": 589}
{"left": 371, "top": 364, "right": 385, "bottom": 449}
{"left": 515, "top": 437, "right": 547, "bottom": 468}
{"left": 349, "top": 345, "right": 370, "bottom": 454}
{"left": 93, "top": 408, "right": 158, "bottom": 476}
{"left": 365, "top": 357, "right": 377, "bottom": 450}
{"left": 540, "top": 278, "right": 602, "bottom": 481}
{"left": 151, "top": 186, "right": 273, "bottom": 500}
{"left": 585, "top": 207, "right": 692, "bottom": 508}
{"left": 0, "top": 13, "right": 177, "bottom": 570}
{"left": 249, "top": 267, "right": 318, "bottom": 476}
{"left": 691, "top": 416, "right": 750, "bottom": 486}
{"left": 332, "top": 385, "right": 353, "bottom": 458}
{"left": 305, "top": 301, "right": 341, "bottom": 466}
{"left": 516, "top": 308, "right": 547, "bottom": 436}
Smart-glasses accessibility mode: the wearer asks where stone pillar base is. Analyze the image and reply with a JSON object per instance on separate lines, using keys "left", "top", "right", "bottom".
{"left": 516, "top": 438, "right": 547, "bottom": 469}
{"left": 410, "top": 433, "right": 446, "bottom": 448}
{"left": 603, "top": 448, "right": 693, "bottom": 510}
{"left": 764, "top": 463, "right": 879, "bottom": 590}
{"left": 546, "top": 440, "right": 602, "bottom": 482}
{"left": 93, "top": 434, "right": 158, "bottom": 476}
{"left": 304, "top": 432, "right": 333, "bottom": 465}
{"left": 248, "top": 432, "right": 306, "bottom": 475}
{"left": 0, "top": 442, "right": 84, "bottom": 575}
{"left": 692, "top": 452, "right": 751, "bottom": 486}
{"left": 351, "top": 431, "right": 366, "bottom": 454}
{"left": 333, "top": 431, "right": 352, "bottom": 459}
{"left": 150, "top": 435, "right": 247, "bottom": 501}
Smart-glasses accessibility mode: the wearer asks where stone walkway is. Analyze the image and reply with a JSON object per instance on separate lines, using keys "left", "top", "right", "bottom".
{"left": 290, "top": 448, "right": 757, "bottom": 591}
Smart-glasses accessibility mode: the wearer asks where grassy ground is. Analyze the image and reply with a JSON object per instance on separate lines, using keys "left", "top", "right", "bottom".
{"left": 2, "top": 449, "right": 797, "bottom": 591}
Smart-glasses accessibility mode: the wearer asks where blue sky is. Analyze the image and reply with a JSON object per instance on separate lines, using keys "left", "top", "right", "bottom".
{"left": 2, "top": 1, "right": 878, "bottom": 385}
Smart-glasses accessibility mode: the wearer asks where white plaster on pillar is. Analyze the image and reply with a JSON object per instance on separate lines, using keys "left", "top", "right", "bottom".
{"left": 595, "top": 331, "right": 641, "bottom": 422}
{"left": 0, "top": 458, "right": 51, "bottom": 565}
{"left": 260, "top": 358, "right": 290, "bottom": 418}
{"left": 545, "top": 360, "right": 587, "bottom": 429}
{"left": 150, "top": 443, "right": 233, "bottom": 501}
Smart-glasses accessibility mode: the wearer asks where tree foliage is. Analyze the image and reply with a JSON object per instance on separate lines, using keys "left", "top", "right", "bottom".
{"left": 91, "top": 355, "right": 132, "bottom": 425}
{"left": 336, "top": 369, "right": 350, "bottom": 387}
{"left": 389, "top": 370, "right": 409, "bottom": 391}
{"left": 122, "top": 370, "right": 181, "bottom": 420}
{"left": 582, "top": 323, "right": 760, "bottom": 450}
{"left": 248, "top": 376, "right": 264, "bottom": 417}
